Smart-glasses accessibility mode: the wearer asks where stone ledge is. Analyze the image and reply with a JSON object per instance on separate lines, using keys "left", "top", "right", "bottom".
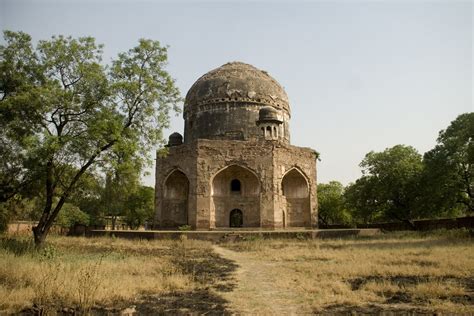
{"left": 87, "top": 229, "right": 381, "bottom": 242}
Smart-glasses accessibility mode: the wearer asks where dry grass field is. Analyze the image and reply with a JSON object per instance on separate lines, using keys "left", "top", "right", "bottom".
{"left": 0, "top": 230, "right": 472, "bottom": 314}
{"left": 0, "top": 235, "right": 236, "bottom": 314}
{"left": 221, "top": 229, "right": 474, "bottom": 314}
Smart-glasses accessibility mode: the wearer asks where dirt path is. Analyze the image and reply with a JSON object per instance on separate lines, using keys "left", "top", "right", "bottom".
{"left": 213, "top": 245, "right": 309, "bottom": 314}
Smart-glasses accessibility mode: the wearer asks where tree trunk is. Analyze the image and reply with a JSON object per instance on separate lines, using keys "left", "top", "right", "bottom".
{"left": 32, "top": 225, "right": 49, "bottom": 247}
{"left": 34, "top": 159, "right": 55, "bottom": 248}
{"left": 32, "top": 134, "right": 116, "bottom": 247}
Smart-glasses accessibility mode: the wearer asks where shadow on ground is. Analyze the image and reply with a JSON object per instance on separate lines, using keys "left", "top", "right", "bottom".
{"left": 0, "top": 237, "right": 35, "bottom": 255}
{"left": 319, "top": 237, "right": 471, "bottom": 251}
{"left": 18, "top": 241, "right": 239, "bottom": 315}
{"left": 316, "top": 304, "right": 434, "bottom": 315}
{"left": 171, "top": 244, "right": 239, "bottom": 290}
{"left": 349, "top": 275, "right": 473, "bottom": 304}
{"left": 135, "top": 289, "right": 231, "bottom": 315}
{"left": 136, "top": 243, "right": 239, "bottom": 314}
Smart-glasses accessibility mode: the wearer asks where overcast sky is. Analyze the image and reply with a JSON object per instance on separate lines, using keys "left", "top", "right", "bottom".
{"left": 1, "top": 0, "right": 472, "bottom": 186}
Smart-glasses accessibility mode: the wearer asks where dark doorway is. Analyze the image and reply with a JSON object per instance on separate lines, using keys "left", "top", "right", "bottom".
{"left": 229, "top": 209, "right": 243, "bottom": 227}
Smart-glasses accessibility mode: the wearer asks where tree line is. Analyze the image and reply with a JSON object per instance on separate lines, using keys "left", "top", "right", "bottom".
{"left": 1, "top": 160, "right": 155, "bottom": 233}
{"left": 318, "top": 112, "right": 473, "bottom": 227}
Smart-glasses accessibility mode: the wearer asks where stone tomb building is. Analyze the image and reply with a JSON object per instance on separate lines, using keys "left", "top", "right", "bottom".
{"left": 155, "top": 62, "right": 318, "bottom": 229}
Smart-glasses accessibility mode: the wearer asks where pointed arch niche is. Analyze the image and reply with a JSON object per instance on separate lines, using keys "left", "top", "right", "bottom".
{"left": 161, "top": 169, "right": 189, "bottom": 228}
{"left": 211, "top": 165, "right": 260, "bottom": 227}
{"left": 281, "top": 168, "right": 311, "bottom": 227}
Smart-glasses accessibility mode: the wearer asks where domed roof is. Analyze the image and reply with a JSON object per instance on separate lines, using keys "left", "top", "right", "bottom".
{"left": 168, "top": 132, "right": 183, "bottom": 146}
{"left": 258, "top": 106, "right": 281, "bottom": 122}
{"left": 184, "top": 62, "right": 290, "bottom": 116}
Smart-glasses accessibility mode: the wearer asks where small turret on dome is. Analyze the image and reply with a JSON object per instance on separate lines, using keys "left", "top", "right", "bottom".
{"left": 168, "top": 132, "right": 183, "bottom": 146}
{"left": 256, "top": 106, "right": 283, "bottom": 141}
{"left": 258, "top": 106, "right": 282, "bottom": 123}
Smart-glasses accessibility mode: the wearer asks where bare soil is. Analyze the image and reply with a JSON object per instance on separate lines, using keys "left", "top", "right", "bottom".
{"left": 213, "top": 244, "right": 309, "bottom": 314}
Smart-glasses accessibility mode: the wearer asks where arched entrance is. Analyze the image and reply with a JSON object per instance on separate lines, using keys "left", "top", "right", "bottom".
{"left": 282, "top": 168, "right": 311, "bottom": 227}
{"left": 161, "top": 170, "right": 189, "bottom": 228}
{"left": 229, "top": 209, "right": 243, "bottom": 227}
{"left": 211, "top": 165, "right": 260, "bottom": 227}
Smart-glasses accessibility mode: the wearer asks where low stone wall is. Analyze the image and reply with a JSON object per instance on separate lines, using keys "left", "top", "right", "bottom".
{"left": 7, "top": 221, "right": 69, "bottom": 236}
{"left": 320, "top": 216, "right": 474, "bottom": 231}
{"left": 7, "top": 221, "right": 36, "bottom": 235}
{"left": 411, "top": 216, "right": 474, "bottom": 231}
{"left": 87, "top": 228, "right": 381, "bottom": 242}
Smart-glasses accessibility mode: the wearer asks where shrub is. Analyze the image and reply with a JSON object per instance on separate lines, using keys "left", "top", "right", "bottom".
{"left": 178, "top": 225, "right": 192, "bottom": 231}
{"left": 55, "top": 203, "right": 90, "bottom": 228}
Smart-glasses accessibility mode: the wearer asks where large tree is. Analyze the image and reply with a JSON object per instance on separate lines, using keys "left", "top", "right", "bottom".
{"left": 0, "top": 31, "right": 180, "bottom": 246}
{"left": 347, "top": 145, "right": 424, "bottom": 226}
{"left": 422, "top": 113, "right": 474, "bottom": 215}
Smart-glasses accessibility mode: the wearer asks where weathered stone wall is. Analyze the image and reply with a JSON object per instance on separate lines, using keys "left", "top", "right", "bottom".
{"left": 213, "top": 197, "right": 260, "bottom": 227}
{"left": 155, "top": 144, "right": 197, "bottom": 228}
{"left": 273, "top": 144, "right": 318, "bottom": 228}
{"left": 155, "top": 139, "right": 318, "bottom": 230}
{"left": 281, "top": 169, "right": 311, "bottom": 227}
{"left": 211, "top": 164, "right": 260, "bottom": 227}
{"left": 211, "top": 164, "right": 260, "bottom": 196}
{"left": 161, "top": 170, "right": 189, "bottom": 228}
{"left": 184, "top": 102, "right": 290, "bottom": 143}
{"left": 285, "top": 198, "right": 311, "bottom": 227}
{"left": 195, "top": 139, "right": 274, "bottom": 229}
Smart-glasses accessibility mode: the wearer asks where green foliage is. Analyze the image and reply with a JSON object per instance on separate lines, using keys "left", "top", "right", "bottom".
{"left": 102, "top": 163, "right": 140, "bottom": 229}
{"left": 345, "top": 145, "right": 423, "bottom": 224}
{"left": 317, "top": 181, "right": 352, "bottom": 225}
{"left": 55, "top": 203, "right": 90, "bottom": 228}
{"left": 422, "top": 113, "right": 473, "bottom": 215}
{"left": 67, "top": 171, "right": 104, "bottom": 225}
{"left": 344, "top": 177, "right": 382, "bottom": 224}
{"left": 343, "top": 114, "right": 472, "bottom": 224}
{"left": 0, "top": 196, "right": 42, "bottom": 233}
{"left": 0, "top": 31, "right": 181, "bottom": 245}
{"left": 0, "top": 32, "right": 41, "bottom": 203}
{"left": 123, "top": 186, "right": 155, "bottom": 229}
{"left": 178, "top": 225, "right": 192, "bottom": 231}
{"left": 38, "top": 244, "right": 60, "bottom": 261}
{"left": 296, "top": 232, "right": 307, "bottom": 240}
